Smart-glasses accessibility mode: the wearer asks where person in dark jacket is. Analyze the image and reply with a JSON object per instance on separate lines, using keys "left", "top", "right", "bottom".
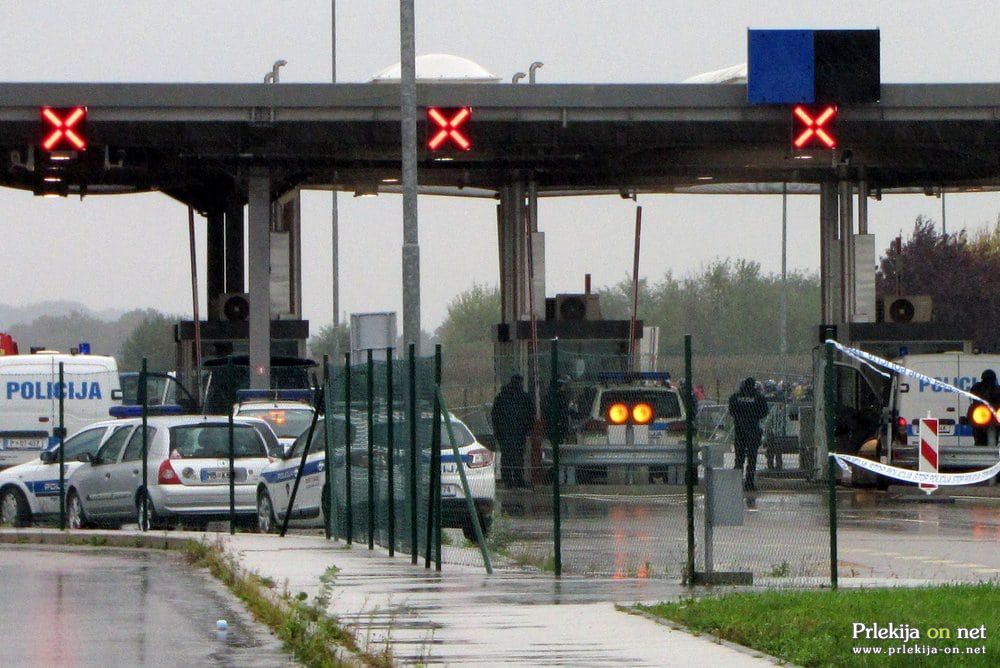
{"left": 728, "top": 377, "right": 770, "bottom": 491}
{"left": 491, "top": 374, "right": 534, "bottom": 488}
{"left": 969, "top": 369, "right": 1000, "bottom": 446}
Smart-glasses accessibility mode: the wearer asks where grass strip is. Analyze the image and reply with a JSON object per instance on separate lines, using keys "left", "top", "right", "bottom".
{"left": 184, "top": 539, "right": 393, "bottom": 668}
{"left": 639, "top": 584, "right": 999, "bottom": 667}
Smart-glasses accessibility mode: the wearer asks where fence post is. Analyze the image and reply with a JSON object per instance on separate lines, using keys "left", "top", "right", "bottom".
{"left": 387, "top": 347, "right": 395, "bottom": 556}
{"left": 345, "top": 352, "right": 353, "bottom": 545}
{"left": 434, "top": 344, "right": 442, "bottom": 571}
{"left": 140, "top": 358, "right": 149, "bottom": 532}
{"left": 437, "top": 388, "right": 492, "bottom": 574}
{"left": 228, "top": 409, "right": 236, "bottom": 535}
{"left": 550, "top": 339, "right": 562, "bottom": 577}
{"left": 825, "top": 339, "right": 839, "bottom": 589}
{"left": 58, "top": 362, "right": 66, "bottom": 531}
{"left": 280, "top": 401, "right": 322, "bottom": 537}
{"left": 685, "top": 334, "right": 696, "bottom": 583}
{"left": 367, "top": 349, "right": 375, "bottom": 550}
{"left": 322, "top": 355, "right": 334, "bottom": 540}
{"left": 409, "top": 343, "right": 418, "bottom": 564}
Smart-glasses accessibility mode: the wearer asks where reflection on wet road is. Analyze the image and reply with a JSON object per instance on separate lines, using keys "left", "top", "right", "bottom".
{"left": 0, "top": 547, "right": 293, "bottom": 667}
{"left": 484, "top": 487, "right": 1000, "bottom": 583}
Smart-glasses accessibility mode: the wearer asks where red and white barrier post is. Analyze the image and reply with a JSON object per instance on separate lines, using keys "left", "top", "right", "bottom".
{"left": 919, "top": 416, "right": 939, "bottom": 495}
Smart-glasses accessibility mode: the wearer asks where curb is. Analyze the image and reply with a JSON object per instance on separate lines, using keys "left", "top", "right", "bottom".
{"left": 623, "top": 605, "right": 796, "bottom": 666}
{"left": 0, "top": 527, "right": 196, "bottom": 551}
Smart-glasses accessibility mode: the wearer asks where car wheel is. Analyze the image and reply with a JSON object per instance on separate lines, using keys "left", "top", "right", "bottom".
{"left": 67, "top": 491, "right": 91, "bottom": 530}
{"left": 0, "top": 487, "right": 31, "bottom": 527}
{"left": 257, "top": 490, "right": 277, "bottom": 534}
{"left": 137, "top": 493, "right": 169, "bottom": 531}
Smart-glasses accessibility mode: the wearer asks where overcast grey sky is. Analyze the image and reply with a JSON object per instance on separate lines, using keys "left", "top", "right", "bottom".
{"left": 3, "top": 1, "right": 1000, "bottom": 331}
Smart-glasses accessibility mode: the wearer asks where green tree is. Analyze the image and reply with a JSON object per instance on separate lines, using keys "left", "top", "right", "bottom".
{"left": 118, "top": 310, "right": 179, "bottom": 372}
{"left": 876, "top": 215, "right": 1000, "bottom": 349}
{"left": 435, "top": 283, "right": 501, "bottom": 352}
{"left": 308, "top": 323, "right": 351, "bottom": 364}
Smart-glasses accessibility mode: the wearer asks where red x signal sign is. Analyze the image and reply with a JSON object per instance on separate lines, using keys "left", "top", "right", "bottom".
{"left": 40, "top": 106, "right": 88, "bottom": 152}
{"left": 427, "top": 107, "right": 472, "bottom": 151}
{"left": 792, "top": 105, "right": 836, "bottom": 149}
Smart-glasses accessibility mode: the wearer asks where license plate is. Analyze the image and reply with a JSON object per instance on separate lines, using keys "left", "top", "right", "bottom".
{"left": 441, "top": 484, "right": 459, "bottom": 498}
{"left": 1, "top": 437, "right": 46, "bottom": 451}
{"left": 200, "top": 468, "right": 245, "bottom": 483}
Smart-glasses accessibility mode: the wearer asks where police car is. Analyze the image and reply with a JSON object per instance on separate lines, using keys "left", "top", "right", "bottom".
{"left": 233, "top": 390, "right": 316, "bottom": 456}
{"left": 256, "top": 412, "right": 496, "bottom": 540}
{"left": 0, "top": 419, "right": 120, "bottom": 527}
{"left": 65, "top": 413, "right": 276, "bottom": 530}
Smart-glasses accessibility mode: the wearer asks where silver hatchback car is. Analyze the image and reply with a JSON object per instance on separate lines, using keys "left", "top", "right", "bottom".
{"left": 65, "top": 415, "right": 274, "bottom": 530}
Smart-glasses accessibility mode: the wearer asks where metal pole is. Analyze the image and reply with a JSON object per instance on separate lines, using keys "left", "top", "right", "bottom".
{"left": 400, "top": 0, "right": 421, "bottom": 352}
{"left": 550, "top": 339, "right": 561, "bottom": 576}
{"left": 628, "top": 206, "right": 643, "bottom": 366}
{"left": 367, "top": 349, "right": 375, "bottom": 550}
{"left": 409, "top": 343, "right": 418, "bottom": 564}
{"left": 323, "top": 355, "right": 334, "bottom": 540}
{"left": 330, "top": 0, "right": 340, "bottom": 358}
{"left": 434, "top": 344, "right": 442, "bottom": 571}
{"left": 58, "top": 362, "right": 65, "bottom": 531}
{"left": 780, "top": 185, "right": 788, "bottom": 355}
{"left": 437, "top": 388, "right": 492, "bottom": 574}
{"left": 345, "top": 353, "right": 353, "bottom": 545}
{"left": 941, "top": 191, "right": 947, "bottom": 236}
{"left": 387, "top": 347, "right": 395, "bottom": 556}
{"left": 188, "top": 206, "right": 203, "bottom": 407}
{"left": 825, "top": 341, "right": 839, "bottom": 589}
{"left": 704, "top": 447, "right": 714, "bottom": 576}
{"left": 684, "top": 334, "right": 695, "bottom": 582}
{"left": 280, "top": 405, "right": 322, "bottom": 537}
{"left": 228, "top": 409, "right": 236, "bottom": 535}
{"left": 140, "top": 358, "right": 149, "bottom": 532}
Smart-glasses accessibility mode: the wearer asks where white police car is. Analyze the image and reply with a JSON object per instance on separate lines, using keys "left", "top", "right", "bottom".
{"left": 256, "top": 413, "right": 496, "bottom": 540}
{"left": 233, "top": 390, "right": 316, "bottom": 456}
{"left": 0, "top": 419, "right": 121, "bottom": 527}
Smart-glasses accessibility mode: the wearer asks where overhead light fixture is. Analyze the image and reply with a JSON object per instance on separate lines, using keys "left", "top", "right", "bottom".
{"left": 695, "top": 176, "right": 713, "bottom": 181}
{"left": 353, "top": 183, "right": 379, "bottom": 198}
{"left": 381, "top": 177, "right": 400, "bottom": 184}
{"left": 43, "top": 176, "right": 62, "bottom": 183}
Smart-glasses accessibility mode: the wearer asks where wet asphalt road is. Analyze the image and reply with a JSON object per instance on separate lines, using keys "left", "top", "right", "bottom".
{"left": 0, "top": 546, "right": 294, "bottom": 667}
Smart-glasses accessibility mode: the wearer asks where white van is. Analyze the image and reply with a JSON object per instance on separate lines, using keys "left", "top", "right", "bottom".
{"left": 885, "top": 352, "right": 1000, "bottom": 470}
{"left": 0, "top": 353, "right": 122, "bottom": 468}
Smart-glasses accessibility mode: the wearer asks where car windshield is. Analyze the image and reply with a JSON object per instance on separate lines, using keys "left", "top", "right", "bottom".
{"left": 168, "top": 424, "right": 267, "bottom": 459}
{"left": 237, "top": 407, "right": 314, "bottom": 438}
{"left": 599, "top": 389, "right": 682, "bottom": 420}
{"left": 288, "top": 418, "right": 353, "bottom": 459}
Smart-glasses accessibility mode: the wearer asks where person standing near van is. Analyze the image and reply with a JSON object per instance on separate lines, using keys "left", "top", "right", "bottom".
{"left": 970, "top": 369, "right": 1000, "bottom": 445}
{"left": 729, "top": 377, "right": 770, "bottom": 491}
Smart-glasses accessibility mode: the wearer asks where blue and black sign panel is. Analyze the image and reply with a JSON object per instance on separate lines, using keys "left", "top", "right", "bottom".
{"left": 748, "top": 29, "right": 880, "bottom": 105}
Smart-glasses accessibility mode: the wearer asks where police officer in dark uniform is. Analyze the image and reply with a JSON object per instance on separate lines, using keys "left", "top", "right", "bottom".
{"left": 728, "top": 377, "right": 770, "bottom": 491}
{"left": 491, "top": 374, "right": 534, "bottom": 488}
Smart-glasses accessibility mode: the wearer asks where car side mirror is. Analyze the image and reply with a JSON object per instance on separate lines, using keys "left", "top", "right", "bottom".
{"left": 39, "top": 450, "right": 56, "bottom": 464}
{"left": 76, "top": 452, "right": 94, "bottom": 464}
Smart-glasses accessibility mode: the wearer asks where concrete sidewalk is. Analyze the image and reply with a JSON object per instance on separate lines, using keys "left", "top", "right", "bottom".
{"left": 222, "top": 533, "right": 775, "bottom": 666}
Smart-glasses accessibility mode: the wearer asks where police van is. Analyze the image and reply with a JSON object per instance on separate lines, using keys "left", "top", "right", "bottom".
{"left": 884, "top": 352, "right": 1000, "bottom": 470}
{"left": 0, "top": 352, "right": 122, "bottom": 469}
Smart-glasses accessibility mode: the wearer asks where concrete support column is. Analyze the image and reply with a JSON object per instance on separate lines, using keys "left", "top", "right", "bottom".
{"left": 247, "top": 174, "right": 271, "bottom": 389}
{"left": 839, "top": 180, "right": 855, "bottom": 324}
{"left": 498, "top": 185, "right": 518, "bottom": 326}
{"left": 206, "top": 208, "right": 225, "bottom": 318}
{"left": 224, "top": 197, "right": 245, "bottom": 295}
{"left": 819, "top": 182, "right": 839, "bottom": 327}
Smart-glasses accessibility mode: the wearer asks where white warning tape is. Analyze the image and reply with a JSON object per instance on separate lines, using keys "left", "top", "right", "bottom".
{"left": 825, "top": 339, "right": 996, "bottom": 414}
{"left": 832, "top": 453, "right": 1000, "bottom": 486}
{"left": 824, "top": 340, "right": 1000, "bottom": 485}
